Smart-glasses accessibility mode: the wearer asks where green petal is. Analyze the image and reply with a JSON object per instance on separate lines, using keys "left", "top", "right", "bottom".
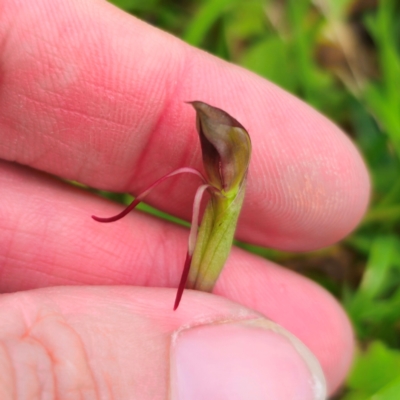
{"left": 190, "top": 101, "right": 251, "bottom": 194}
{"left": 188, "top": 186, "right": 246, "bottom": 292}
{"left": 184, "top": 101, "right": 252, "bottom": 293}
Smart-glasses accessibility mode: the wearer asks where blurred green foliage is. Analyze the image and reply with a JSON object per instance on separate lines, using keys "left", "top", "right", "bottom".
{"left": 342, "top": 341, "right": 400, "bottom": 400}
{"left": 104, "top": 0, "right": 400, "bottom": 398}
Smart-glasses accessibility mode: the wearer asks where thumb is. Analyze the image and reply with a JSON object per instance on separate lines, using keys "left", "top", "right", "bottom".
{"left": 0, "top": 286, "right": 326, "bottom": 400}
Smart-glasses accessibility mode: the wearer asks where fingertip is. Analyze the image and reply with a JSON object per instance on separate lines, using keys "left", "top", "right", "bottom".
{"left": 216, "top": 249, "right": 355, "bottom": 394}
{"left": 171, "top": 318, "right": 326, "bottom": 400}
{"left": 1, "top": 0, "right": 369, "bottom": 251}
{"left": 0, "top": 287, "right": 326, "bottom": 400}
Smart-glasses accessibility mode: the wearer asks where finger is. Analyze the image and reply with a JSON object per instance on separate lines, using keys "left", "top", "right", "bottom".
{"left": 0, "top": 0, "right": 369, "bottom": 250}
{"left": 0, "top": 160, "right": 352, "bottom": 393}
{"left": 0, "top": 286, "right": 327, "bottom": 400}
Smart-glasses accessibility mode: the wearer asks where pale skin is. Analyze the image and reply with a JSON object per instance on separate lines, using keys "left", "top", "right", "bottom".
{"left": 0, "top": 0, "right": 370, "bottom": 399}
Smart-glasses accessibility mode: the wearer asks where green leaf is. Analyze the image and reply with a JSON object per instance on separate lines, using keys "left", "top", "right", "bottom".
{"left": 369, "top": 376, "right": 400, "bottom": 400}
{"left": 183, "top": 0, "right": 237, "bottom": 46}
{"left": 240, "top": 37, "right": 297, "bottom": 92}
{"left": 108, "top": 0, "right": 159, "bottom": 12}
{"left": 358, "top": 236, "right": 396, "bottom": 299}
{"left": 347, "top": 342, "right": 400, "bottom": 395}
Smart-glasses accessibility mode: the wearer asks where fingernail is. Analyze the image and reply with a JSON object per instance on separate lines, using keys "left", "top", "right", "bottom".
{"left": 170, "top": 318, "right": 326, "bottom": 400}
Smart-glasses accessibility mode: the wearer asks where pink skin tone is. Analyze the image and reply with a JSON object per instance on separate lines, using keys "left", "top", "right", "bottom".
{"left": 91, "top": 167, "right": 209, "bottom": 310}
{"left": 0, "top": 0, "right": 370, "bottom": 398}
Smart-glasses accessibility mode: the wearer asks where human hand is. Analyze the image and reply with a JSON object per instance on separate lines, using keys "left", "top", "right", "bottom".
{"left": 0, "top": 0, "right": 370, "bottom": 398}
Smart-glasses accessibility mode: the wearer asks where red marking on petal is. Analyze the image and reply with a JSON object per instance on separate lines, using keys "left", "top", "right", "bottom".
{"left": 92, "top": 167, "right": 206, "bottom": 223}
{"left": 92, "top": 198, "right": 141, "bottom": 222}
{"left": 174, "top": 252, "right": 192, "bottom": 310}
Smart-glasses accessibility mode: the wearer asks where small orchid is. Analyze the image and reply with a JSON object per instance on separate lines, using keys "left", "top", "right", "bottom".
{"left": 92, "top": 101, "right": 251, "bottom": 309}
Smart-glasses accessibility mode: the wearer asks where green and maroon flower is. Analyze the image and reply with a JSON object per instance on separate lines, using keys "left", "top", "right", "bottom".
{"left": 92, "top": 102, "right": 251, "bottom": 309}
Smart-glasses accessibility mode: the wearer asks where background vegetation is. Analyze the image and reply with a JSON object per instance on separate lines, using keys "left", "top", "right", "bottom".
{"left": 106, "top": 0, "right": 400, "bottom": 398}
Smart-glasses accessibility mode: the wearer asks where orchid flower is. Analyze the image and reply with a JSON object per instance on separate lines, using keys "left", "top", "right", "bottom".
{"left": 92, "top": 101, "right": 251, "bottom": 310}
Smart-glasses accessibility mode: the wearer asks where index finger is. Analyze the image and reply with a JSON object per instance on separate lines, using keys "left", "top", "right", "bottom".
{"left": 0, "top": 0, "right": 370, "bottom": 250}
